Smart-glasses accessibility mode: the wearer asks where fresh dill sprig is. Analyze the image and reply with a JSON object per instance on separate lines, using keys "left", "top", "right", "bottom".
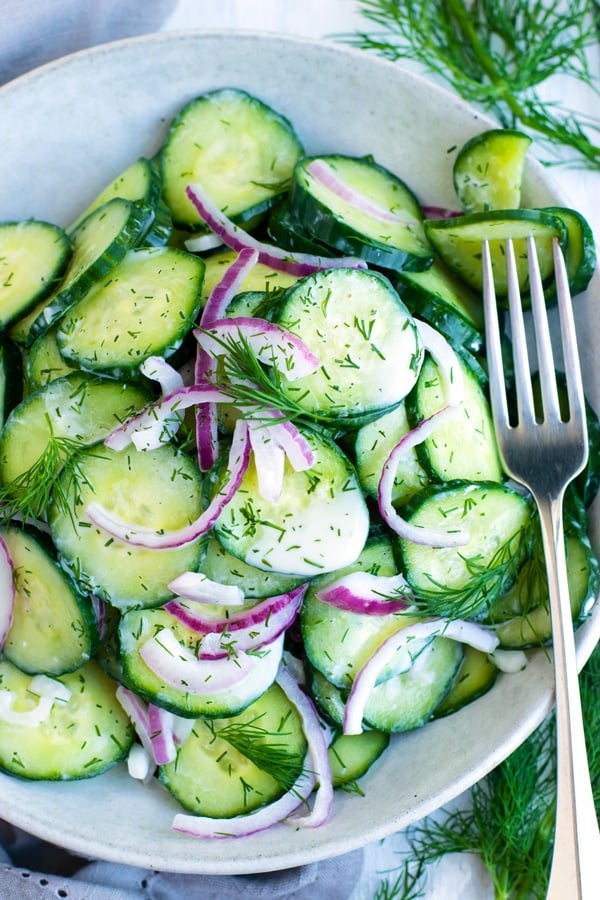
{"left": 410, "top": 522, "right": 535, "bottom": 620}
{"left": 210, "top": 717, "right": 306, "bottom": 791}
{"left": 373, "top": 861, "right": 427, "bottom": 900}
{"left": 0, "top": 432, "right": 94, "bottom": 523}
{"left": 342, "top": 0, "right": 600, "bottom": 167}
{"left": 200, "top": 327, "right": 335, "bottom": 426}
{"left": 382, "top": 643, "right": 600, "bottom": 900}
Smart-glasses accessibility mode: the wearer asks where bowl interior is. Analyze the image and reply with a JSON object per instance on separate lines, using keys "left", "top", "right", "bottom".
{"left": 0, "top": 31, "right": 598, "bottom": 874}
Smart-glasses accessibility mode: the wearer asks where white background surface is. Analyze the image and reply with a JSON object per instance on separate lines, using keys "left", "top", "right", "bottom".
{"left": 159, "top": 2, "right": 599, "bottom": 898}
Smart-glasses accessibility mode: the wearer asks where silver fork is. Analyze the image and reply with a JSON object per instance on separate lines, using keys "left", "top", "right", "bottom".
{"left": 482, "top": 235, "right": 600, "bottom": 899}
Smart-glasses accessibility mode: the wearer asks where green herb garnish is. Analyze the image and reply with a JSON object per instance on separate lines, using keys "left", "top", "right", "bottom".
{"left": 209, "top": 717, "right": 306, "bottom": 792}
{"left": 342, "top": 0, "right": 600, "bottom": 167}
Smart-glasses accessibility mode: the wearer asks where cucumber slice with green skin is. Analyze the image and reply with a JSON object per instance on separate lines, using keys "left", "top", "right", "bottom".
{"left": 25, "top": 326, "right": 76, "bottom": 390}
{"left": 56, "top": 246, "right": 205, "bottom": 375}
{"left": 119, "top": 607, "right": 284, "bottom": 718}
{"left": 28, "top": 198, "right": 154, "bottom": 344}
{"left": 487, "top": 530, "right": 599, "bottom": 649}
{"left": 0, "top": 221, "right": 71, "bottom": 330}
{"left": 267, "top": 201, "right": 337, "bottom": 258}
{"left": 395, "top": 258, "right": 484, "bottom": 353}
{"left": 433, "top": 644, "right": 499, "bottom": 717}
{"left": 158, "top": 683, "right": 307, "bottom": 817}
{"left": 161, "top": 88, "right": 304, "bottom": 229}
{"left": 0, "top": 372, "right": 151, "bottom": 500}
{"left": 542, "top": 206, "right": 596, "bottom": 297}
{"left": 275, "top": 268, "right": 423, "bottom": 422}
{"left": 406, "top": 353, "right": 503, "bottom": 483}
{"left": 70, "top": 157, "right": 173, "bottom": 247}
{"left": 307, "top": 664, "right": 346, "bottom": 727}
{"left": 354, "top": 402, "right": 429, "bottom": 506}
{"left": 1, "top": 526, "right": 98, "bottom": 676}
{"left": 399, "top": 481, "right": 533, "bottom": 618}
{"left": 301, "top": 535, "right": 428, "bottom": 690}
{"left": 0, "top": 340, "right": 23, "bottom": 425}
{"left": 200, "top": 534, "right": 305, "bottom": 600}
{"left": 0, "top": 659, "right": 134, "bottom": 780}
{"left": 328, "top": 729, "right": 390, "bottom": 788}
{"left": 49, "top": 444, "right": 205, "bottom": 612}
{"left": 453, "top": 129, "right": 532, "bottom": 214}
{"left": 290, "top": 155, "right": 433, "bottom": 272}
{"left": 361, "top": 636, "right": 463, "bottom": 734}
{"left": 214, "top": 426, "right": 369, "bottom": 578}
{"left": 424, "top": 209, "right": 568, "bottom": 304}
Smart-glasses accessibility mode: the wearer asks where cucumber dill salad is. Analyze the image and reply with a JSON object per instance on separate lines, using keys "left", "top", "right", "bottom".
{"left": 0, "top": 88, "right": 598, "bottom": 840}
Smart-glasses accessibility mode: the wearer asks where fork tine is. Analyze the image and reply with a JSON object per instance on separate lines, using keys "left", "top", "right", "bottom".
{"left": 505, "top": 238, "right": 536, "bottom": 424}
{"left": 481, "top": 239, "right": 510, "bottom": 429}
{"left": 553, "top": 238, "right": 588, "bottom": 436}
{"left": 527, "top": 235, "right": 561, "bottom": 422}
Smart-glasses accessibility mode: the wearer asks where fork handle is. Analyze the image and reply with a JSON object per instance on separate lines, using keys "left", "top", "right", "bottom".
{"left": 538, "top": 494, "right": 600, "bottom": 900}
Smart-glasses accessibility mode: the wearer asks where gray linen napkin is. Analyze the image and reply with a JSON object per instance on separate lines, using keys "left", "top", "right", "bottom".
{"left": 0, "top": 2, "right": 365, "bottom": 897}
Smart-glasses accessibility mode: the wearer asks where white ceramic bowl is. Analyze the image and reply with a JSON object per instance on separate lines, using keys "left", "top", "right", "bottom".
{"left": 0, "top": 30, "right": 598, "bottom": 875}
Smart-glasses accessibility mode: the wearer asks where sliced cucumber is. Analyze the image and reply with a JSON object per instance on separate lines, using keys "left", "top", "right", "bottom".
{"left": 399, "top": 482, "right": 533, "bottom": 617}
{"left": 119, "top": 607, "right": 283, "bottom": 718}
{"left": 200, "top": 534, "right": 305, "bottom": 600}
{"left": 433, "top": 644, "right": 498, "bottom": 717}
{"left": 70, "top": 156, "right": 172, "bottom": 247}
{"left": 0, "top": 220, "right": 71, "bottom": 329}
{"left": 487, "top": 530, "right": 598, "bottom": 648}
{"left": 395, "top": 258, "right": 484, "bottom": 353}
{"left": 200, "top": 249, "right": 297, "bottom": 308}
{"left": 49, "top": 444, "right": 205, "bottom": 611}
{"left": 407, "top": 352, "right": 503, "bottom": 483}
{"left": 424, "top": 209, "right": 567, "bottom": 303}
{"left": 542, "top": 206, "right": 596, "bottom": 297}
{"left": 0, "top": 372, "right": 151, "bottom": 505}
{"left": 291, "top": 155, "right": 433, "bottom": 271}
{"left": 0, "top": 659, "right": 133, "bottom": 780}
{"left": 28, "top": 198, "right": 153, "bottom": 342}
{"left": 275, "top": 267, "right": 423, "bottom": 422}
{"left": 25, "top": 326, "right": 76, "bottom": 390}
{"left": 56, "top": 246, "right": 204, "bottom": 374}
{"left": 1, "top": 525, "right": 98, "bottom": 676}
{"left": 214, "top": 426, "right": 369, "bottom": 577}
{"left": 158, "top": 683, "right": 307, "bottom": 818}
{"left": 161, "top": 88, "right": 303, "bottom": 229}
{"left": 328, "top": 729, "right": 390, "bottom": 788}
{"left": 0, "top": 340, "right": 23, "bottom": 426}
{"left": 301, "top": 535, "right": 427, "bottom": 689}
{"left": 354, "top": 402, "right": 429, "bottom": 506}
{"left": 453, "top": 129, "right": 532, "bottom": 214}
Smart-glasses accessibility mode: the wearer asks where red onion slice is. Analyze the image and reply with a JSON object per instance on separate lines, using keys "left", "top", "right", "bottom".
{"left": 248, "top": 421, "right": 286, "bottom": 502}
{"left": 0, "top": 675, "right": 71, "bottom": 727}
{"left": 247, "top": 410, "right": 315, "bottom": 471}
{"left": 276, "top": 665, "right": 334, "bottom": 828}
{"left": 104, "top": 383, "right": 232, "bottom": 453}
{"left": 147, "top": 703, "right": 177, "bottom": 765}
{"left": 184, "top": 232, "right": 224, "bottom": 253}
{"left": 87, "top": 418, "right": 251, "bottom": 549}
{"left": 378, "top": 407, "right": 470, "bottom": 548}
{"left": 127, "top": 743, "right": 156, "bottom": 783}
{"left": 165, "top": 584, "right": 307, "bottom": 658}
{"left": 0, "top": 534, "right": 15, "bottom": 651}
{"left": 185, "top": 181, "right": 367, "bottom": 277}
{"left": 343, "top": 619, "right": 500, "bottom": 735}
{"left": 316, "top": 571, "right": 411, "bottom": 615}
{"left": 195, "top": 248, "right": 259, "bottom": 470}
{"left": 415, "top": 319, "right": 464, "bottom": 407}
{"left": 167, "top": 572, "right": 245, "bottom": 607}
{"left": 306, "top": 159, "right": 419, "bottom": 227}
{"left": 140, "top": 356, "right": 185, "bottom": 395}
{"left": 195, "top": 316, "right": 320, "bottom": 382}
{"left": 140, "top": 628, "right": 284, "bottom": 696}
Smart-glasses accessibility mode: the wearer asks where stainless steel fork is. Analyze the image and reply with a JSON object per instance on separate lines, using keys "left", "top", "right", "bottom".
{"left": 482, "top": 235, "right": 600, "bottom": 899}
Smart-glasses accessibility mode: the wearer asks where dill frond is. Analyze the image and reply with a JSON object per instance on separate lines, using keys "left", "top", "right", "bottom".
{"left": 210, "top": 717, "right": 306, "bottom": 791}
{"left": 342, "top": 0, "right": 600, "bottom": 167}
